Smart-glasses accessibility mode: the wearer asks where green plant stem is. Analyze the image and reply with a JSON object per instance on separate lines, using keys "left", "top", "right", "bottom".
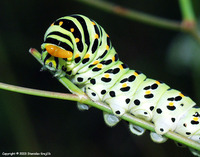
{"left": 0, "top": 79, "right": 200, "bottom": 151}
{"left": 179, "top": 0, "right": 196, "bottom": 21}
{"left": 77, "top": 0, "right": 200, "bottom": 44}
{"left": 77, "top": 0, "right": 181, "bottom": 31}
{"left": 0, "top": 82, "right": 80, "bottom": 102}
{"left": 178, "top": 0, "right": 200, "bottom": 44}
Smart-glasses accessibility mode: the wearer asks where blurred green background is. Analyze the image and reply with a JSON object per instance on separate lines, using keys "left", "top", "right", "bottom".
{"left": 0, "top": 0, "right": 200, "bottom": 157}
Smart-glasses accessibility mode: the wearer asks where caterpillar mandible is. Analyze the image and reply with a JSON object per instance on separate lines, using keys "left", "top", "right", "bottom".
{"left": 40, "top": 14, "right": 200, "bottom": 156}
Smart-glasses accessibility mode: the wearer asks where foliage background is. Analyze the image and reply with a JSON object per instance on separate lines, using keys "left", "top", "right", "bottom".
{"left": 0, "top": 0, "right": 200, "bottom": 157}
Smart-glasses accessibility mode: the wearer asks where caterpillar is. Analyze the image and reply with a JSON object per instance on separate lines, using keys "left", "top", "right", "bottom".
{"left": 40, "top": 14, "right": 200, "bottom": 156}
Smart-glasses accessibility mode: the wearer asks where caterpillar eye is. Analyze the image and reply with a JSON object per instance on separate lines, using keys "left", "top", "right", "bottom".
{"left": 45, "top": 44, "right": 73, "bottom": 58}
{"left": 48, "top": 62, "right": 53, "bottom": 67}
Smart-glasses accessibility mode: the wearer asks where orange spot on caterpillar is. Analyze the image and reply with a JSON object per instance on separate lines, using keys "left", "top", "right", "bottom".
{"left": 122, "top": 83, "right": 127, "bottom": 88}
{"left": 155, "top": 81, "right": 161, "bottom": 85}
{"left": 75, "top": 38, "right": 80, "bottom": 43}
{"left": 59, "top": 21, "right": 63, "bottom": 26}
{"left": 45, "top": 44, "right": 73, "bottom": 58}
{"left": 51, "top": 23, "right": 54, "bottom": 26}
{"left": 119, "top": 64, "right": 123, "bottom": 70}
{"left": 75, "top": 54, "right": 80, "bottom": 58}
{"left": 169, "top": 102, "right": 174, "bottom": 106}
{"left": 112, "top": 56, "right": 115, "bottom": 62}
{"left": 104, "top": 73, "right": 110, "bottom": 78}
{"left": 145, "top": 90, "right": 151, "bottom": 95}
{"left": 193, "top": 117, "right": 199, "bottom": 121}
{"left": 84, "top": 53, "right": 90, "bottom": 58}
{"left": 92, "top": 21, "right": 96, "bottom": 25}
{"left": 92, "top": 60, "right": 99, "bottom": 65}
{"left": 106, "top": 45, "right": 109, "bottom": 50}
{"left": 97, "top": 64, "right": 103, "bottom": 68}
{"left": 134, "top": 71, "right": 139, "bottom": 76}
{"left": 95, "top": 34, "right": 99, "bottom": 39}
{"left": 179, "top": 93, "right": 185, "bottom": 97}
{"left": 70, "top": 28, "right": 74, "bottom": 32}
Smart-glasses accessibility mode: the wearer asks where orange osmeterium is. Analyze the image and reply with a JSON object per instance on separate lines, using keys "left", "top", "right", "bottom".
{"left": 45, "top": 44, "right": 73, "bottom": 58}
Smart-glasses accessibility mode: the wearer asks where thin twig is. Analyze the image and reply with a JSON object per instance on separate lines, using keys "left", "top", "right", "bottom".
{"left": 179, "top": 0, "right": 200, "bottom": 44}
{"left": 77, "top": 0, "right": 181, "bottom": 30}
{"left": 0, "top": 82, "right": 80, "bottom": 102}
{"left": 77, "top": 0, "right": 200, "bottom": 44}
{"left": 179, "top": 0, "right": 196, "bottom": 21}
{"left": 0, "top": 78, "right": 200, "bottom": 151}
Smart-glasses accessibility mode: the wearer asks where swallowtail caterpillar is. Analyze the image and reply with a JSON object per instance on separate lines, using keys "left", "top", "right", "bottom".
{"left": 40, "top": 14, "right": 200, "bottom": 156}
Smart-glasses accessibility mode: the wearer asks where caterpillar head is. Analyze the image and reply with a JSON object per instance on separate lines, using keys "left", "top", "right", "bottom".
{"left": 41, "top": 17, "right": 75, "bottom": 61}
{"left": 40, "top": 17, "right": 75, "bottom": 75}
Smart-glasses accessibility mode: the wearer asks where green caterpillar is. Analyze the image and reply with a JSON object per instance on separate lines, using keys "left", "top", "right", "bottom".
{"left": 40, "top": 14, "right": 200, "bottom": 156}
